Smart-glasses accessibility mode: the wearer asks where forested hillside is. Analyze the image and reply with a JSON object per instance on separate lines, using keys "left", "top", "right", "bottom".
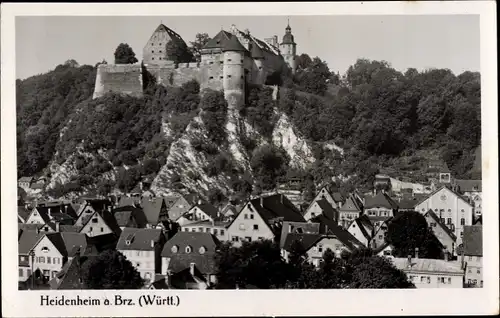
{"left": 16, "top": 55, "right": 481, "bottom": 203}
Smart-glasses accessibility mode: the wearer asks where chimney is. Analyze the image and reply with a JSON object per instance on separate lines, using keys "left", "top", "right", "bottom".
{"left": 36, "top": 227, "right": 40, "bottom": 234}
{"left": 55, "top": 221, "right": 60, "bottom": 232}
{"left": 108, "top": 205, "right": 112, "bottom": 213}
{"left": 189, "top": 263, "right": 195, "bottom": 276}
{"left": 198, "top": 199, "right": 202, "bottom": 205}
{"left": 415, "top": 247, "right": 419, "bottom": 259}
{"left": 325, "top": 224, "right": 328, "bottom": 234}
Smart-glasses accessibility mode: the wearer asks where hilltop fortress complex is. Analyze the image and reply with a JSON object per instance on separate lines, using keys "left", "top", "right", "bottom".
{"left": 93, "top": 22, "right": 298, "bottom": 107}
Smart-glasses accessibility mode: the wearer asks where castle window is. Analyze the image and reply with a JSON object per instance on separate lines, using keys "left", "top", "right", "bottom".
{"left": 152, "top": 50, "right": 154, "bottom": 53}
{"left": 151, "top": 43, "right": 154, "bottom": 45}
{"left": 241, "top": 75, "right": 244, "bottom": 79}
{"left": 220, "top": 76, "right": 223, "bottom": 79}
{"left": 159, "top": 50, "right": 162, "bottom": 53}
{"left": 241, "top": 60, "right": 243, "bottom": 63}
{"left": 259, "top": 67, "right": 263, "bottom": 70}
{"left": 159, "top": 57, "right": 162, "bottom": 60}
{"left": 227, "top": 75, "right": 232, "bottom": 78}
{"left": 159, "top": 43, "right": 162, "bottom": 46}
{"left": 227, "top": 59, "right": 232, "bottom": 62}
{"left": 209, "top": 61, "right": 214, "bottom": 65}
{"left": 209, "top": 76, "right": 214, "bottom": 80}
{"left": 220, "top": 61, "right": 223, "bottom": 64}
{"left": 152, "top": 57, "right": 155, "bottom": 60}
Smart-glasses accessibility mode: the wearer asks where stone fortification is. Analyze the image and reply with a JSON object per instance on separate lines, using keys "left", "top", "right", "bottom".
{"left": 93, "top": 64, "right": 143, "bottom": 99}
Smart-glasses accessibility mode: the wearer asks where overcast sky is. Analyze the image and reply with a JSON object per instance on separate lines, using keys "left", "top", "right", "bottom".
{"left": 16, "top": 15, "right": 479, "bottom": 80}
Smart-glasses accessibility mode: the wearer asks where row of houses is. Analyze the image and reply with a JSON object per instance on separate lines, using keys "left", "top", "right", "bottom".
{"left": 17, "top": 177, "right": 483, "bottom": 289}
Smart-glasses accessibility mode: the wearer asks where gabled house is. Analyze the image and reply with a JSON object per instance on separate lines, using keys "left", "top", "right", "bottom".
{"left": 142, "top": 197, "right": 169, "bottom": 227}
{"left": 24, "top": 205, "right": 77, "bottom": 233}
{"left": 282, "top": 217, "right": 363, "bottom": 267}
{"left": 424, "top": 210, "right": 457, "bottom": 255}
{"left": 415, "top": 186, "right": 474, "bottom": 248}
{"left": 166, "top": 195, "right": 192, "bottom": 222}
{"left": 18, "top": 206, "right": 31, "bottom": 223}
{"left": 181, "top": 220, "right": 230, "bottom": 242}
{"left": 310, "top": 186, "right": 341, "bottom": 209}
{"left": 374, "top": 243, "right": 395, "bottom": 258}
{"left": 347, "top": 215, "right": 374, "bottom": 248}
{"left": 113, "top": 205, "right": 149, "bottom": 229}
{"left": 177, "top": 203, "right": 220, "bottom": 226}
{"left": 303, "top": 199, "right": 338, "bottom": 222}
{"left": 461, "top": 225, "right": 483, "bottom": 288}
{"left": 29, "top": 232, "right": 93, "bottom": 283}
{"left": 116, "top": 228, "right": 167, "bottom": 284}
{"left": 160, "top": 232, "right": 220, "bottom": 289}
{"left": 338, "top": 194, "right": 363, "bottom": 228}
{"left": 363, "top": 191, "right": 399, "bottom": 219}
{"left": 226, "top": 194, "right": 305, "bottom": 246}
{"left": 279, "top": 221, "right": 321, "bottom": 249}
{"left": 18, "top": 230, "right": 45, "bottom": 282}
{"left": 74, "top": 199, "right": 113, "bottom": 224}
{"left": 78, "top": 209, "right": 121, "bottom": 238}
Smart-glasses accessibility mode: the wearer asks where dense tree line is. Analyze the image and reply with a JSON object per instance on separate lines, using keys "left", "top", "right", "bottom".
{"left": 214, "top": 240, "right": 414, "bottom": 289}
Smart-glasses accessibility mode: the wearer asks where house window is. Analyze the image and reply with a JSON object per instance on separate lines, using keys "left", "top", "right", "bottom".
{"left": 136, "top": 251, "right": 141, "bottom": 257}
{"left": 47, "top": 257, "right": 51, "bottom": 264}
{"left": 427, "top": 277, "right": 431, "bottom": 284}
{"left": 101, "top": 227, "right": 104, "bottom": 232}
{"left": 136, "top": 262, "right": 141, "bottom": 267}
{"left": 318, "top": 245, "right": 323, "bottom": 253}
{"left": 420, "top": 276, "right": 425, "bottom": 282}
{"left": 440, "top": 218, "right": 445, "bottom": 224}
{"left": 185, "top": 246, "right": 192, "bottom": 253}
{"left": 244, "top": 214, "right": 248, "bottom": 219}
{"left": 448, "top": 277, "right": 452, "bottom": 284}
{"left": 205, "top": 228, "right": 210, "bottom": 232}
{"left": 209, "top": 76, "right": 214, "bottom": 79}
{"left": 378, "top": 235, "right": 383, "bottom": 239}
{"left": 39, "top": 256, "right": 45, "bottom": 263}
{"left": 19, "top": 269, "right": 23, "bottom": 277}
{"left": 460, "top": 232, "right": 463, "bottom": 237}
{"left": 159, "top": 57, "right": 162, "bottom": 60}
{"left": 245, "top": 237, "right": 252, "bottom": 242}
{"left": 159, "top": 50, "right": 162, "bottom": 53}
{"left": 89, "top": 227, "right": 93, "bottom": 232}
{"left": 171, "top": 245, "right": 178, "bottom": 253}
{"left": 199, "top": 246, "right": 206, "bottom": 254}
{"left": 227, "top": 59, "right": 232, "bottom": 62}
{"left": 253, "top": 224, "right": 259, "bottom": 230}
{"left": 460, "top": 218, "right": 465, "bottom": 225}
{"left": 43, "top": 270, "right": 50, "bottom": 277}
{"left": 250, "top": 214, "right": 254, "bottom": 219}
{"left": 241, "top": 75, "right": 244, "bottom": 79}
{"left": 311, "top": 213, "right": 316, "bottom": 218}
{"left": 220, "top": 230, "right": 225, "bottom": 235}
{"left": 191, "top": 228, "right": 196, "bottom": 232}
{"left": 239, "top": 224, "right": 245, "bottom": 230}
{"left": 227, "top": 75, "right": 232, "bottom": 78}
{"left": 41, "top": 247, "right": 49, "bottom": 253}
{"left": 213, "top": 229, "right": 218, "bottom": 235}
{"left": 152, "top": 50, "right": 155, "bottom": 53}
{"left": 198, "top": 227, "right": 203, "bottom": 232}
{"left": 447, "top": 218, "right": 452, "bottom": 225}
{"left": 477, "top": 269, "right": 481, "bottom": 274}
{"left": 232, "top": 236, "right": 239, "bottom": 242}
{"left": 209, "top": 61, "right": 214, "bottom": 65}
{"left": 27, "top": 269, "right": 32, "bottom": 277}
{"left": 468, "top": 256, "right": 473, "bottom": 261}
{"left": 152, "top": 57, "right": 155, "bottom": 60}
{"left": 240, "top": 60, "right": 243, "bottom": 63}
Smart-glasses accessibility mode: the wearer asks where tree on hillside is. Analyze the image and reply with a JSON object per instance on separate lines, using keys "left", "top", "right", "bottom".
{"left": 81, "top": 250, "right": 144, "bottom": 289}
{"left": 189, "top": 33, "right": 211, "bottom": 62}
{"left": 114, "top": 43, "right": 138, "bottom": 64}
{"left": 166, "top": 40, "right": 195, "bottom": 64}
{"left": 200, "top": 89, "right": 228, "bottom": 145}
{"left": 294, "top": 57, "right": 332, "bottom": 96}
{"left": 386, "top": 211, "right": 445, "bottom": 259}
{"left": 296, "top": 53, "right": 313, "bottom": 70}
{"left": 250, "top": 144, "right": 290, "bottom": 192}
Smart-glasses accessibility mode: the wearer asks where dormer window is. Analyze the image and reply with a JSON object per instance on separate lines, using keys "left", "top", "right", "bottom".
{"left": 199, "top": 246, "right": 206, "bottom": 254}
{"left": 171, "top": 245, "right": 178, "bottom": 253}
{"left": 125, "top": 240, "right": 131, "bottom": 245}
{"left": 41, "top": 247, "right": 49, "bottom": 253}
{"left": 152, "top": 50, "right": 155, "bottom": 53}
{"left": 185, "top": 246, "right": 192, "bottom": 253}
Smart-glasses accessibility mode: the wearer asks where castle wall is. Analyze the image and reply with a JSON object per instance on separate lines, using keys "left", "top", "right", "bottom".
{"left": 143, "top": 27, "right": 175, "bottom": 65}
{"left": 93, "top": 64, "right": 143, "bottom": 99}
{"left": 223, "top": 51, "right": 245, "bottom": 92}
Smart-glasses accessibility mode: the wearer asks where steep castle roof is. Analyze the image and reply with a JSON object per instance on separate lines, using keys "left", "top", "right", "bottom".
{"left": 152, "top": 23, "right": 185, "bottom": 44}
{"left": 250, "top": 41, "right": 265, "bottom": 59}
{"left": 222, "top": 34, "right": 247, "bottom": 52}
{"left": 203, "top": 30, "right": 233, "bottom": 50}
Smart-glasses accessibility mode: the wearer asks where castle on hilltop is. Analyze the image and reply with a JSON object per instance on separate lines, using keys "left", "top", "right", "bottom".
{"left": 93, "top": 22, "right": 297, "bottom": 106}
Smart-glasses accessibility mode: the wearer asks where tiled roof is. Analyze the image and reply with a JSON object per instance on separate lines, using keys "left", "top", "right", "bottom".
{"left": 364, "top": 192, "right": 399, "bottom": 209}
{"left": 59, "top": 225, "right": 83, "bottom": 233}
{"left": 182, "top": 219, "right": 231, "bottom": 228}
{"left": 86, "top": 199, "right": 112, "bottom": 213}
{"left": 279, "top": 221, "right": 321, "bottom": 248}
{"left": 463, "top": 225, "right": 482, "bottom": 256}
{"left": 18, "top": 230, "right": 45, "bottom": 254}
{"left": 311, "top": 215, "right": 364, "bottom": 251}
{"left": 424, "top": 210, "right": 457, "bottom": 241}
{"left": 116, "top": 228, "right": 164, "bottom": 251}
{"left": 392, "top": 257, "right": 463, "bottom": 274}
{"left": 51, "top": 255, "right": 98, "bottom": 290}
{"left": 222, "top": 34, "right": 247, "bottom": 52}
{"left": 249, "top": 194, "right": 305, "bottom": 223}
{"left": 164, "top": 195, "right": 181, "bottom": 209}
{"left": 45, "top": 232, "right": 91, "bottom": 257}
{"left": 396, "top": 197, "right": 420, "bottom": 210}
{"left": 352, "top": 216, "right": 373, "bottom": 241}
{"left": 332, "top": 192, "right": 344, "bottom": 203}
{"left": 316, "top": 199, "right": 338, "bottom": 220}
{"left": 454, "top": 179, "right": 482, "bottom": 193}
{"left": 113, "top": 205, "right": 148, "bottom": 228}
{"left": 203, "top": 30, "right": 233, "bottom": 49}
{"left": 117, "top": 196, "right": 141, "bottom": 207}
{"left": 282, "top": 233, "right": 323, "bottom": 251}
{"left": 195, "top": 203, "right": 220, "bottom": 220}
{"left": 141, "top": 197, "right": 165, "bottom": 224}
{"left": 340, "top": 195, "right": 362, "bottom": 212}
{"left": 250, "top": 41, "right": 264, "bottom": 59}
{"left": 161, "top": 232, "right": 220, "bottom": 275}
{"left": 80, "top": 210, "right": 122, "bottom": 236}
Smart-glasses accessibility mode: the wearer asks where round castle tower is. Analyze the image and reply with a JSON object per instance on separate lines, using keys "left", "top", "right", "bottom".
{"left": 279, "top": 22, "right": 297, "bottom": 74}
{"left": 222, "top": 35, "right": 246, "bottom": 108}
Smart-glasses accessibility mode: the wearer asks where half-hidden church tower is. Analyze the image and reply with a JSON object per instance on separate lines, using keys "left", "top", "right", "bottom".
{"left": 93, "top": 20, "right": 298, "bottom": 101}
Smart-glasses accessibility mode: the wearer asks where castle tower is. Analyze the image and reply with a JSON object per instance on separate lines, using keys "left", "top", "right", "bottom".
{"left": 143, "top": 24, "right": 188, "bottom": 66}
{"left": 222, "top": 35, "right": 246, "bottom": 109}
{"left": 250, "top": 41, "right": 265, "bottom": 85}
{"left": 279, "top": 21, "right": 297, "bottom": 73}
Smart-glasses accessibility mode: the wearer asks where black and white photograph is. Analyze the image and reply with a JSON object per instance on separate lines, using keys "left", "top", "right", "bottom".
{"left": 1, "top": 2, "right": 498, "bottom": 317}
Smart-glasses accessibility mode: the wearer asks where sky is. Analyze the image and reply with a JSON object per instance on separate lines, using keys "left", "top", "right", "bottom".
{"left": 16, "top": 15, "right": 480, "bottom": 80}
